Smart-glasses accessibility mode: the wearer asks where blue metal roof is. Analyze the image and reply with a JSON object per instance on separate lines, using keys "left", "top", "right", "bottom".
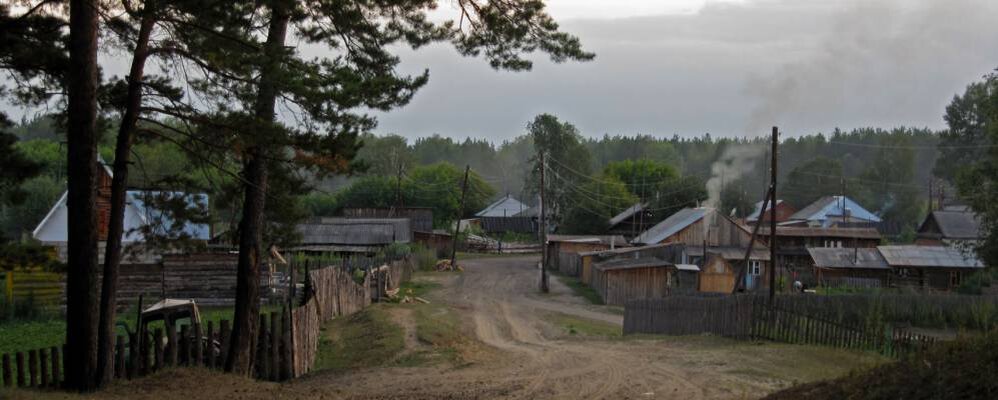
{"left": 789, "top": 196, "right": 880, "bottom": 226}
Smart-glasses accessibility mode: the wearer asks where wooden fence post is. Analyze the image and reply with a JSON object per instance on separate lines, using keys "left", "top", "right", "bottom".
{"left": 2, "top": 353, "right": 10, "bottom": 387}
{"left": 16, "top": 352, "right": 25, "bottom": 387}
{"left": 270, "top": 311, "right": 279, "bottom": 381}
{"left": 220, "top": 320, "right": 231, "bottom": 368}
{"left": 194, "top": 322, "right": 204, "bottom": 367}
{"left": 179, "top": 325, "right": 190, "bottom": 366}
{"left": 50, "top": 346, "right": 60, "bottom": 388}
{"left": 206, "top": 321, "right": 215, "bottom": 369}
{"left": 256, "top": 316, "right": 269, "bottom": 380}
{"left": 167, "top": 324, "right": 178, "bottom": 367}
{"left": 27, "top": 350, "right": 37, "bottom": 388}
{"left": 115, "top": 335, "right": 125, "bottom": 379}
{"left": 39, "top": 349, "right": 48, "bottom": 388}
{"left": 281, "top": 307, "right": 292, "bottom": 381}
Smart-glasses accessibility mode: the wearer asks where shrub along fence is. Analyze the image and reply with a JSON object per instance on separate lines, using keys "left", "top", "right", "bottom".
{"left": 0, "top": 256, "right": 414, "bottom": 389}
{"left": 624, "top": 294, "right": 938, "bottom": 358}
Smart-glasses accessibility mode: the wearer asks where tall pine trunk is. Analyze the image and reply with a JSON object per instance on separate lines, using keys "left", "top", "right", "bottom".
{"left": 96, "top": 11, "right": 156, "bottom": 386}
{"left": 225, "top": 0, "right": 290, "bottom": 375}
{"left": 64, "top": 0, "right": 101, "bottom": 392}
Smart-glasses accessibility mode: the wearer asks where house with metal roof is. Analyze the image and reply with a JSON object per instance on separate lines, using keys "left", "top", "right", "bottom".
{"left": 590, "top": 256, "right": 683, "bottom": 305}
{"left": 545, "top": 234, "right": 629, "bottom": 275}
{"left": 756, "top": 226, "right": 882, "bottom": 286}
{"left": 32, "top": 159, "right": 210, "bottom": 262}
{"left": 606, "top": 202, "right": 658, "bottom": 238}
{"left": 916, "top": 210, "right": 981, "bottom": 246}
{"left": 291, "top": 217, "right": 412, "bottom": 254}
{"left": 475, "top": 194, "right": 528, "bottom": 217}
{"left": 879, "top": 245, "right": 983, "bottom": 291}
{"left": 807, "top": 247, "right": 892, "bottom": 288}
{"left": 632, "top": 207, "right": 771, "bottom": 291}
{"left": 784, "top": 196, "right": 880, "bottom": 228}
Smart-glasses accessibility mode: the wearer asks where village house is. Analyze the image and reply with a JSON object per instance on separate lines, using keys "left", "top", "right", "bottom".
{"left": 32, "top": 159, "right": 210, "bottom": 263}
{"left": 545, "top": 234, "right": 628, "bottom": 276}
{"left": 341, "top": 207, "right": 452, "bottom": 255}
{"left": 916, "top": 207, "right": 981, "bottom": 247}
{"left": 879, "top": 245, "right": 984, "bottom": 291}
{"left": 577, "top": 243, "right": 684, "bottom": 286}
{"left": 757, "top": 226, "right": 882, "bottom": 286}
{"left": 807, "top": 247, "right": 893, "bottom": 288}
{"left": 606, "top": 202, "right": 657, "bottom": 239}
{"left": 633, "top": 207, "right": 771, "bottom": 292}
{"left": 291, "top": 217, "right": 412, "bottom": 256}
{"left": 745, "top": 199, "right": 797, "bottom": 225}
{"left": 590, "top": 257, "right": 683, "bottom": 305}
{"left": 782, "top": 195, "right": 881, "bottom": 228}
{"left": 470, "top": 194, "right": 537, "bottom": 236}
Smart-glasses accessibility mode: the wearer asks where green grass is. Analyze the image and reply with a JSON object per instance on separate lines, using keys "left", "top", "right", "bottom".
{"left": 394, "top": 280, "right": 441, "bottom": 300}
{"left": 313, "top": 305, "right": 406, "bottom": 372}
{"left": 0, "top": 304, "right": 282, "bottom": 355}
{"left": 552, "top": 273, "right": 604, "bottom": 305}
{"left": 547, "top": 312, "right": 621, "bottom": 338}
{"left": 411, "top": 303, "right": 466, "bottom": 364}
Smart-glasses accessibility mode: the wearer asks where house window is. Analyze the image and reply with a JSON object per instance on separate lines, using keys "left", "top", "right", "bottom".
{"left": 950, "top": 272, "right": 961, "bottom": 288}
{"left": 823, "top": 240, "right": 843, "bottom": 248}
{"left": 749, "top": 261, "right": 762, "bottom": 276}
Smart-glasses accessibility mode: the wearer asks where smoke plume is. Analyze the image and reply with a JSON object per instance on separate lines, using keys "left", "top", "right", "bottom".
{"left": 705, "top": 144, "right": 766, "bottom": 208}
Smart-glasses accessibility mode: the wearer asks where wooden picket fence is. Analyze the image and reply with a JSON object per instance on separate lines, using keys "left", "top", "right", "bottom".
{"left": 1, "top": 256, "right": 414, "bottom": 389}
{"left": 624, "top": 294, "right": 937, "bottom": 358}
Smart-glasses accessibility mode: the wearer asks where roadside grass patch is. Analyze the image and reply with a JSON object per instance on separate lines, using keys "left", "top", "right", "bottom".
{"left": 314, "top": 305, "right": 406, "bottom": 371}
{"left": 395, "top": 280, "right": 441, "bottom": 300}
{"left": 552, "top": 273, "right": 604, "bottom": 305}
{"left": 410, "top": 302, "right": 468, "bottom": 365}
{"left": 547, "top": 312, "right": 621, "bottom": 338}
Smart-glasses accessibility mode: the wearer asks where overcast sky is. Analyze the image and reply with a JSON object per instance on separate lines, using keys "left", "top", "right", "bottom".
{"left": 371, "top": 0, "right": 998, "bottom": 141}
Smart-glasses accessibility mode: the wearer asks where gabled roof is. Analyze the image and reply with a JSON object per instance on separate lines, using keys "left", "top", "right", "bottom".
{"left": 918, "top": 210, "right": 981, "bottom": 240}
{"left": 757, "top": 226, "right": 881, "bottom": 240}
{"left": 608, "top": 202, "right": 647, "bottom": 227}
{"left": 746, "top": 199, "right": 784, "bottom": 221}
{"left": 476, "top": 195, "right": 528, "bottom": 217}
{"left": 789, "top": 196, "right": 880, "bottom": 225}
{"left": 632, "top": 208, "right": 707, "bottom": 245}
{"left": 593, "top": 256, "right": 672, "bottom": 271}
{"left": 808, "top": 248, "right": 889, "bottom": 270}
{"left": 297, "top": 218, "right": 412, "bottom": 245}
{"left": 547, "top": 234, "right": 628, "bottom": 247}
{"left": 878, "top": 245, "right": 983, "bottom": 269}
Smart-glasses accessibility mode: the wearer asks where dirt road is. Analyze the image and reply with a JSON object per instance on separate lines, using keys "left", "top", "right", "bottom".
{"left": 292, "top": 255, "right": 881, "bottom": 400}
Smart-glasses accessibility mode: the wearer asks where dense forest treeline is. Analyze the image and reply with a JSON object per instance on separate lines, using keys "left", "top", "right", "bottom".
{"left": 3, "top": 113, "right": 944, "bottom": 239}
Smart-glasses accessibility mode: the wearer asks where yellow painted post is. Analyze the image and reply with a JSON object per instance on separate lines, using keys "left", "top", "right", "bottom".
{"left": 5, "top": 271, "right": 12, "bottom": 304}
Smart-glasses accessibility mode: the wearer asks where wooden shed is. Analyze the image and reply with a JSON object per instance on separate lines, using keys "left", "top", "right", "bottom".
{"left": 545, "top": 235, "right": 628, "bottom": 276}
{"left": 698, "top": 253, "right": 737, "bottom": 293}
{"left": 808, "top": 247, "right": 892, "bottom": 288}
{"left": 577, "top": 243, "right": 684, "bottom": 286}
{"left": 879, "top": 245, "right": 984, "bottom": 291}
{"left": 591, "top": 257, "right": 674, "bottom": 306}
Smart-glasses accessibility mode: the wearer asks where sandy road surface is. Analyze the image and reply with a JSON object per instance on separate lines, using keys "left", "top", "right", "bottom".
{"left": 290, "top": 256, "right": 879, "bottom": 400}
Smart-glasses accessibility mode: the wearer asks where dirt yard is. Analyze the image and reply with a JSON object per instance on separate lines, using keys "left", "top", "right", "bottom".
{"left": 3, "top": 255, "right": 884, "bottom": 400}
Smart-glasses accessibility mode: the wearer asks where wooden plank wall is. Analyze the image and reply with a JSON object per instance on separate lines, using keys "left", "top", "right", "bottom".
{"left": 623, "top": 294, "right": 938, "bottom": 358}
{"left": 600, "top": 267, "right": 671, "bottom": 306}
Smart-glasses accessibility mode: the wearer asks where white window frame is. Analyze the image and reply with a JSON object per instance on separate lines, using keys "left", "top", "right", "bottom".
{"left": 749, "top": 260, "right": 762, "bottom": 276}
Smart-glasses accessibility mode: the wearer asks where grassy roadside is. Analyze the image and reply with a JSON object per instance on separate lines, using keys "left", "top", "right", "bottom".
{"left": 546, "top": 312, "right": 621, "bottom": 338}
{"left": 313, "top": 276, "right": 470, "bottom": 372}
{"left": 550, "top": 272, "right": 604, "bottom": 305}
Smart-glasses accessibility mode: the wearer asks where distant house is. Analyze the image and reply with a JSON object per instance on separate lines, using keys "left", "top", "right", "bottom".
{"left": 757, "top": 226, "right": 881, "bottom": 286}
{"left": 916, "top": 209, "right": 981, "bottom": 247}
{"left": 32, "top": 160, "right": 210, "bottom": 262}
{"left": 545, "top": 234, "right": 628, "bottom": 275}
{"left": 476, "top": 195, "right": 528, "bottom": 217}
{"left": 745, "top": 199, "right": 797, "bottom": 224}
{"left": 633, "top": 207, "right": 771, "bottom": 291}
{"left": 879, "top": 245, "right": 983, "bottom": 291}
{"left": 606, "top": 202, "right": 656, "bottom": 239}
{"left": 577, "top": 243, "right": 684, "bottom": 286}
{"left": 808, "top": 247, "right": 892, "bottom": 288}
{"left": 291, "top": 218, "right": 411, "bottom": 255}
{"left": 784, "top": 196, "right": 880, "bottom": 228}
{"left": 342, "top": 207, "right": 433, "bottom": 232}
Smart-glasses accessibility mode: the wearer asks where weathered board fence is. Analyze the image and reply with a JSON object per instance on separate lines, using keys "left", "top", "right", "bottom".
{"left": 2, "top": 256, "right": 413, "bottom": 390}
{"left": 624, "top": 294, "right": 938, "bottom": 358}
{"left": 289, "top": 256, "right": 413, "bottom": 377}
{"left": 0, "top": 310, "right": 290, "bottom": 389}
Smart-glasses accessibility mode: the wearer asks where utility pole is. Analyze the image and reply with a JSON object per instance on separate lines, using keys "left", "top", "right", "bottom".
{"left": 539, "top": 152, "right": 549, "bottom": 293}
{"left": 395, "top": 162, "right": 404, "bottom": 209}
{"left": 769, "top": 126, "right": 778, "bottom": 303}
{"left": 450, "top": 165, "right": 470, "bottom": 269}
